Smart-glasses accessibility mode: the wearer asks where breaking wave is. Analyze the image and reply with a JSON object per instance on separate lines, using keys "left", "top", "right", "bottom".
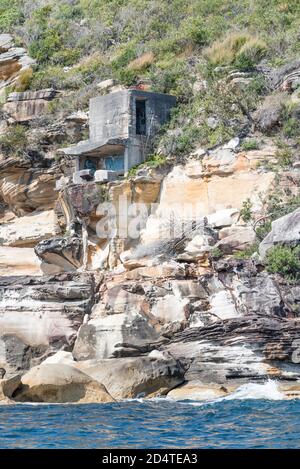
{"left": 223, "top": 380, "right": 284, "bottom": 401}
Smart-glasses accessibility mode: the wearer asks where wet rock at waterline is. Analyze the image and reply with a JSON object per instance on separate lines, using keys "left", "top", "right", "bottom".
{"left": 13, "top": 364, "right": 115, "bottom": 403}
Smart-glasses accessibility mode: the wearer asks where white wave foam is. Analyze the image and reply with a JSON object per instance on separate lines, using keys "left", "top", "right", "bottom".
{"left": 223, "top": 380, "right": 284, "bottom": 401}
{"left": 177, "top": 380, "right": 285, "bottom": 407}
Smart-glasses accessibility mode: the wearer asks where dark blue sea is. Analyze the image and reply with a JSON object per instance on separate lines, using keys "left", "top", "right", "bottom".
{"left": 0, "top": 398, "right": 300, "bottom": 448}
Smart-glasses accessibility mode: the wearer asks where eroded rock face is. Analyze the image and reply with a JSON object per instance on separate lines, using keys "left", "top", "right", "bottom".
{"left": 0, "top": 210, "right": 59, "bottom": 247}
{"left": 0, "top": 273, "right": 97, "bottom": 377}
{"left": 73, "top": 274, "right": 207, "bottom": 360}
{"left": 163, "top": 315, "right": 300, "bottom": 390}
{"left": 73, "top": 307, "right": 160, "bottom": 360}
{"left": 13, "top": 364, "right": 114, "bottom": 403}
{"left": 0, "top": 157, "right": 57, "bottom": 216}
{"left": 0, "top": 246, "right": 41, "bottom": 276}
{"left": 4, "top": 89, "right": 59, "bottom": 122}
{"left": 141, "top": 161, "right": 274, "bottom": 244}
{"left": 0, "top": 35, "right": 35, "bottom": 94}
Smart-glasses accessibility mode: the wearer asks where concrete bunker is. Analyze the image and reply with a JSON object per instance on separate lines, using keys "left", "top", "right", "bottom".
{"left": 61, "top": 89, "right": 176, "bottom": 184}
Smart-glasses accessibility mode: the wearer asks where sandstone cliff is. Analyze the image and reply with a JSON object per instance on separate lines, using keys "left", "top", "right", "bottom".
{"left": 0, "top": 30, "right": 300, "bottom": 404}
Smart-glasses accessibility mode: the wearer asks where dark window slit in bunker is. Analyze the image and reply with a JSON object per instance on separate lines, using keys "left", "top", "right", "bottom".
{"left": 136, "top": 99, "right": 146, "bottom": 135}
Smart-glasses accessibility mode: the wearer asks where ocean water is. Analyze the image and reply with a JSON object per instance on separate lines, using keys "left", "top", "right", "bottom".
{"left": 0, "top": 382, "right": 299, "bottom": 449}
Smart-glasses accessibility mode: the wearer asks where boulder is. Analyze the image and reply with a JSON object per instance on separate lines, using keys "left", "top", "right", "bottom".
{"left": 0, "top": 38, "right": 35, "bottom": 94}
{"left": 259, "top": 207, "right": 300, "bottom": 258}
{"left": 35, "top": 236, "right": 83, "bottom": 273}
{"left": 97, "top": 79, "right": 115, "bottom": 91}
{"left": 207, "top": 208, "right": 239, "bottom": 228}
{"left": 216, "top": 226, "right": 256, "bottom": 253}
{"left": 124, "top": 262, "right": 185, "bottom": 280}
{"left": 254, "top": 93, "right": 286, "bottom": 132}
{"left": 167, "top": 381, "right": 232, "bottom": 401}
{"left": 0, "top": 34, "right": 14, "bottom": 52}
{"left": 0, "top": 374, "right": 21, "bottom": 401}
{"left": 269, "top": 58, "right": 300, "bottom": 91}
{"left": 42, "top": 351, "right": 75, "bottom": 365}
{"left": 179, "top": 232, "right": 216, "bottom": 261}
{"left": 77, "top": 354, "right": 185, "bottom": 399}
{"left": 203, "top": 148, "right": 236, "bottom": 175}
{"left": 13, "top": 364, "right": 114, "bottom": 403}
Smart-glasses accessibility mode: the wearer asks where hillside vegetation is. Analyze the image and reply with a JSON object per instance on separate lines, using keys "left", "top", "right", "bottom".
{"left": 0, "top": 0, "right": 299, "bottom": 153}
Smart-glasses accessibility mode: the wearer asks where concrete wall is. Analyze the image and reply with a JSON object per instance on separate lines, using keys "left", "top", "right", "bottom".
{"left": 89, "top": 90, "right": 176, "bottom": 143}
{"left": 126, "top": 136, "right": 150, "bottom": 170}
{"left": 89, "top": 91, "right": 130, "bottom": 141}
{"left": 89, "top": 89, "right": 176, "bottom": 172}
{"left": 128, "top": 90, "right": 176, "bottom": 138}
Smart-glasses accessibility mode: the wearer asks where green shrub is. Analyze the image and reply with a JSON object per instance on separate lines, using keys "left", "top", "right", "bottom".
{"left": 240, "top": 198, "right": 253, "bottom": 223}
{"left": 282, "top": 117, "right": 300, "bottom": 138}
{"left": 114, "top": 68, "right": 137, "bottom": 86}
{"left": 264, "top": 191, "right": 300, "bottom": 222}
{"left": 234, "top": 38, "right": 267, "bottom": 70}
{"left": 210, "top": 247, "right": 223, "bottom": 260}
{"left": 234, "top": 243, "right": 258, "bottom": 259}
{"left": 275, "top": 142, "right": 293, "bottom": 167}
{"left": 175, "top": 125, "right": 202, "bottom": 155}
{"left": 127, "top": 154, "right": 166, "bottom": 177}
{"left": 73, "top": 54, "right": 109, "bottom": 84}
{"left": 185, "top": 18, "right": 208, "bottom": 46}
{"left": 255, "top": 220, "right": 272, "bottom": 241}
{"left": 0, "top": 125, "right": 27, "bottom": 157}
{"left": 30, "top": 66, "right": 68, "bottom": 90}
{"left": 51, "top": 48, "right": 81, "bottom": 66}
{"left": 265, "top": 245, "right": 300, "bottom": 282}
{"left": 12, "top": 68, "right": 33, "bottom": 92}
{"left": 29, "top": 16, "right": 63, "bottom": 64}
{"left": 145, "top": 153, "right": 166, "bottom": 168}
{"left": 111, "top": 45, "right": 137, "bottom": 70}
{"left": 0, "top": 1, "right": 23, "bottom": 30}
{"left": 241, "top": 139, "right": 259, "bottom": 151}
